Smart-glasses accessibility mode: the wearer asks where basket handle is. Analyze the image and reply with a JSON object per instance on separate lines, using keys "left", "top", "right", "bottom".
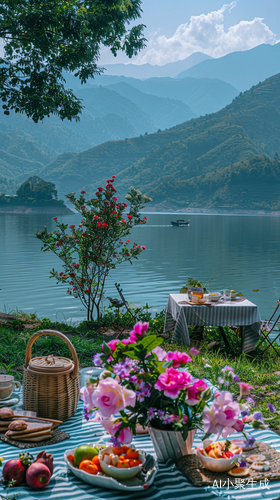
{"left": 24, "top": 329, "right": 79, "bottom": 379}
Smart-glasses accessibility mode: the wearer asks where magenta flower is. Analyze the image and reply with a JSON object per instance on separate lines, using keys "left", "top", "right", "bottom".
{"left": 186, "top": 379, "right": 208, "bottom": 406}
{"left": 103, "top": 339, "right": 121, "bottom": 353}
{"left": 154, "top": 368, "right": 192, "bottom": 399}
{"left": 238, "top": 382, "right": 254, "bottom": 398}
{"left": 129, "top": 321, "right": 149, "bottom": 342}
{"left": 189, "top": 347, "right": 200, "bottom": 357}
{"left": 167, "top": 350, "right": 192, "bottom": 368}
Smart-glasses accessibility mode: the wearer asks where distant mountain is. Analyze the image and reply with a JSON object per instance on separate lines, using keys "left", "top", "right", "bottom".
{"left": 116, "top": 77, "right": 238, "bottom": 116}
{"left": 40, "top": 73, "right": 280, "bottom": 211}
{"left": 105, "top": 82, "right": 195, "bottom": 130}
{"left": 103, "top": 52, "right": 213, "bottom": 78}
{"left": 177, "top": 43, "right": 280, "bottom": 91}
{"left": 64, "top": 72, "right": 239, "bottom": 116}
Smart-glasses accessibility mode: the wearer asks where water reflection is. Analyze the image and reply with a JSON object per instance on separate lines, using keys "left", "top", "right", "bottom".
{"left": 0, "top": 213, "right": 279, "bottom": 322}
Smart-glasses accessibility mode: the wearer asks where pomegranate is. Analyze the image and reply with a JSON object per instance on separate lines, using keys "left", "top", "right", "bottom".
{"left": 35, "top": 450, "right": 54, "bottom": 475}
{"left": 2, "top": 459, "right": 26, "bottom": 486}
{"left": 26, "top": 463, "right": 51, "bottom": 490}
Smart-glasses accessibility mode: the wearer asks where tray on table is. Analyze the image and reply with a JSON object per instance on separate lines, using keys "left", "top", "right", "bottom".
{"left": 176, "top": 442, "right": 280, "bottom": 487}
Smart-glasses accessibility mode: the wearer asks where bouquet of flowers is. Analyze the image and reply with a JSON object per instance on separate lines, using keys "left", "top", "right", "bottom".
{"left": 81, "top": 322, "right": 267, "bottom": 446}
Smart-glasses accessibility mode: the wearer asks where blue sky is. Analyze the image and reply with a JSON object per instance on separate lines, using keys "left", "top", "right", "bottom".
{"left": 99, "top": 0, "right": 280, "bottom": 65}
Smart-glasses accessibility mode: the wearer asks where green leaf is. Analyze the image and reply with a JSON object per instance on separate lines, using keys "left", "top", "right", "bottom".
{"left": 137, "top": 335, "right": 163, "bottom": 353}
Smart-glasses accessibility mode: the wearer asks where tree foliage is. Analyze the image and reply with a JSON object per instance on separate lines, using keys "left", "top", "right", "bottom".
{"left": 0, "top": 0, "right": 146, "bottom": 122}
{"left": 17, "top": 176, "right": 57, "bottom": 201}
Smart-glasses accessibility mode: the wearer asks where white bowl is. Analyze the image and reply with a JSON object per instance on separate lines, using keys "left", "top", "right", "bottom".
{"left": 208, "top": 292, "right": 222, "bottom": 302}
{"left": 99, "top": 450, "right": 146, "bottom": 480}
{"left": 196, "top": 447, "right": 242, "bottom": 472}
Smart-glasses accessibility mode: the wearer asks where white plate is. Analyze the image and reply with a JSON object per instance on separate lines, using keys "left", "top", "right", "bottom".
{"left": 64, "top": 445, "right": 158, "bottom": 491}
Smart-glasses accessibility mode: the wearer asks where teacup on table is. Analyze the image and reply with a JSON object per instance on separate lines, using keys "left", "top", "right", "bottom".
{"left": 0, "top": 375, "right": 21, "bottom": 401}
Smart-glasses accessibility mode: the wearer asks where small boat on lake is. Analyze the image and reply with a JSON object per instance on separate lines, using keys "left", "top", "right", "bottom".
{"left": 170, "top": 219, "right": 190, "bottom": 226}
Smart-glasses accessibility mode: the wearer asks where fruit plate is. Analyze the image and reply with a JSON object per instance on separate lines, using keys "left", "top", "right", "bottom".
{"left": 64, "top": 446, "right": 158, "bottom": 491}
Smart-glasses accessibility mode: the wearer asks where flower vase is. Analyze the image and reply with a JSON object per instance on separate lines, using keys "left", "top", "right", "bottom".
{"left": 148, "top": 426, "right": 196, "bottom": 462}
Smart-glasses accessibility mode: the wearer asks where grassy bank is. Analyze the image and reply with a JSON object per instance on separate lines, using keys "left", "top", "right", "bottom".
{"left": 1, "top": 309, "right": 279, "bottom": 431}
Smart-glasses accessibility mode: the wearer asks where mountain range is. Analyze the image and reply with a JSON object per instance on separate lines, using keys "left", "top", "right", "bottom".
{"left": 103, "top": 52, "right": 213, "bottom": 78}
{"left": 40, "top": 73, "right": 280, "bottom": 211}
{"left": 177, "top": 43, "right": 280, "bottom": 91}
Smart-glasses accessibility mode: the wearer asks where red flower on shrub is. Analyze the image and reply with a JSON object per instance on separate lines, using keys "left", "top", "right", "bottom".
{"left": 113, "top": 197, "right": 118, "bottom": 200}
{"left": 69, "top": 224, "right": 75, "bottom": 228}
{"left": 53, "top": 217, "right": 57, "bottom": 220}
{"left": 81, "top": 190, "right": 86, "bottom": 194}
{"left": 97, "top": 187, "right": 104, "bottom": 191}
{"left": 102, "top": 223, "right": 108, "bottom": 228}
{"left": 70, "top": 273, "right": 76, "bottom": 277}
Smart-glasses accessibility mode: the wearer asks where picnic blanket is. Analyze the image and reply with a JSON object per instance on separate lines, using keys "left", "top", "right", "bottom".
{"left": 0, "top": 398, "right": 280, "bottom": 500}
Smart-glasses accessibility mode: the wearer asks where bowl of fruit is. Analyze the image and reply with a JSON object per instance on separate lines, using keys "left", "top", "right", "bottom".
{"left": 196, "top": 440, "right": 242, "bottom": 472}
{"left": 208, "top": 292, "right": 222, "bottom": 302}
{"left": 99, "top": 445, "right": 146, "bottom": 480}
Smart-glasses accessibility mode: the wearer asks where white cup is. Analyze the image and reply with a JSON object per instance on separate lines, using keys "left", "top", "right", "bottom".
{"left": 223, "top": 289, "right": 232, "bottom": 301}
{"left": 0, "top": 375, "right": 21, "bottom": 400}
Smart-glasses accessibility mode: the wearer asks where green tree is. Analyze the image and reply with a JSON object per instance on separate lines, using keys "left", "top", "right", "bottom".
{"left": 0, "top": 0, "right": 146, "bottom": 122}
{"left": 17, "top": 176, "right": 57, "bottom": 201}
{"left": 36, "top": 176, "right": 151, "bottom": 320}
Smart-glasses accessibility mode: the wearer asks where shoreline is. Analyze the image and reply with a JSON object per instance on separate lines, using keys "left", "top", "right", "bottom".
{"left": 0, "top": 205, "right": 73, "bottom": 214}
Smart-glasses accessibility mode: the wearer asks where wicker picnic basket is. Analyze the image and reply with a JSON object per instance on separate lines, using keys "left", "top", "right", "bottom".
{"left": 23, "top": 330, "right": 80, "bottom": 421}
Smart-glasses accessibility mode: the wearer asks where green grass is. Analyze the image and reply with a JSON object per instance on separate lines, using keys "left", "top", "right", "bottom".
{"left": 1, "top": 309, "right": 280, "bottom": 431}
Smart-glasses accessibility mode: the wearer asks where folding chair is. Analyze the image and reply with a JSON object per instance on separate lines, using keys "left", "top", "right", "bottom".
{"left": 258, "top": 300, "right": 280, "bottom": 354}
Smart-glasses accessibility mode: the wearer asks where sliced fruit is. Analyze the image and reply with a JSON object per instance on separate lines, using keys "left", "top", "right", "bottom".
{"left": 228, "top": 467, "right": 250, "bottom": 477}
{"left": 198, "top": 448, "right": 208, "bottom": 457}
{"left": 67, "top": 454, "right": 75, "bottom": 465}
{"left": 247, "top": 454, "right": 266, "bottom": 463}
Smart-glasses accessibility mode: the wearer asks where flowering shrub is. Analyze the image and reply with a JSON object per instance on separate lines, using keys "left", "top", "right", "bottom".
{"left": 36, "top": 177, "right": 151, "bottom": 320}
{"left": 81, "top": 323, "right": 271, "bottom": 446}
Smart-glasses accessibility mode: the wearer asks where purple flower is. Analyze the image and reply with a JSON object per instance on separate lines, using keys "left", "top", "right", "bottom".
{"left": 218, "top": 377, "right": 225, "bottom": 384}
{"left": 84, "top": 406, "right": 91, "bottom": 421}
{"left": 222, "top": 365, "right": 234, "bottom": 373}
{"left": 225, "top": 381, "right": 229, "bottom": 386}
{"left": 147, "top": 407, "right": 157, "bottom": 420}
{"left": 157, "top": 410, "right": 165, "bottom": 420}
{"left": 239, "top": 459, "right": 247, "bottom": 468}
{"left": 253, "top": 411, "right": 263, "bottom": 421}
{"left": 267, "top": 403, "right": 276, "bottom": 413}
{"left": 244, "top": 435, "right": 255, "bottom": 448}
{"left": 247, "top": 397, "right": 255, "bottom": 407}
{"left": 241, "top": 409, "right": 250, "bottom": 417}
{"left": 233, "top": 375, "right": 240, "bottom": 382}
{"left": 93, "top": 353, "right": 103, "bottom": 367}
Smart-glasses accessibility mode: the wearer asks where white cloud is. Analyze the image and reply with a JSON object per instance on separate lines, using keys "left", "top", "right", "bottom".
{"left": 134, "top": 2, "right": 279, "bottom": 65}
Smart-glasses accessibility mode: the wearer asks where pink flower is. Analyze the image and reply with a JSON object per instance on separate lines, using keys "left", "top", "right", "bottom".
{"left": 186, "top": 379, "right": 208, "bottom": 406}
{"left": 167, "top": 350, "right": 192, "bottom": 368}
{"left": 142, "top": 246, "right": 146, "bottom": 250}
{"left": 182, "top": 415, "right": 188, "bottom": 423}
{"left": 202, "top": 391, "right": 241, "bottom": 438}
{"left": 238, "top": 382, "right": 254, "bottom": 398}
{"left": 232, "top": 419, "right": 245, "bottom": 432}
{"left": 104, "top": 339, "right": 121, "bottom": 353}
{"left": 113, "top": 197, "right": 118, "bottom": 200}
{"left": 214, "top": 391, "right": 221, "bottom": 398}
{"left": 101, "top": 418, "right": 133, "bottom": 445}
{"left": 189, "top": 347, "right": 200, "bottom": 357}
{"left": 152, "top": 346, "right": 168, "bottom": 361}
{"left": 169, "top": 414, "right": 179, "bottom": 422}
{"left": 155, "top": 368, "right": 192, "bottom": 399}
{"left": 90, "top": 378, "right": 136, "bottom": 417}
{"left": 69, "top": 224, "right": 75, "bottom": 228}
{"left": 122, "top": 338, "right": 136, "bottom": 346}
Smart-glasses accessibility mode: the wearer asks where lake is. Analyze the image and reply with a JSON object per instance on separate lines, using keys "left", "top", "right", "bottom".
{"left": 0, "top": 212, "right": 280, "bottom": 323}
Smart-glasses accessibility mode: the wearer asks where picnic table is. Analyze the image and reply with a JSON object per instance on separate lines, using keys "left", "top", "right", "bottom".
{"left": 1, "top": 397, "right": 280, "bottom": 500}
{"left": 164, "top": 294, "right": 262, "bottom": 352}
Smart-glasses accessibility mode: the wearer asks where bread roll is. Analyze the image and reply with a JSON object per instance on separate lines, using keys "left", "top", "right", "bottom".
{"left": 0, "top": 408, "right": 14, "bottom": 419}
{"left": 8, "top": 420, "right": 28, "bottom": 431}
